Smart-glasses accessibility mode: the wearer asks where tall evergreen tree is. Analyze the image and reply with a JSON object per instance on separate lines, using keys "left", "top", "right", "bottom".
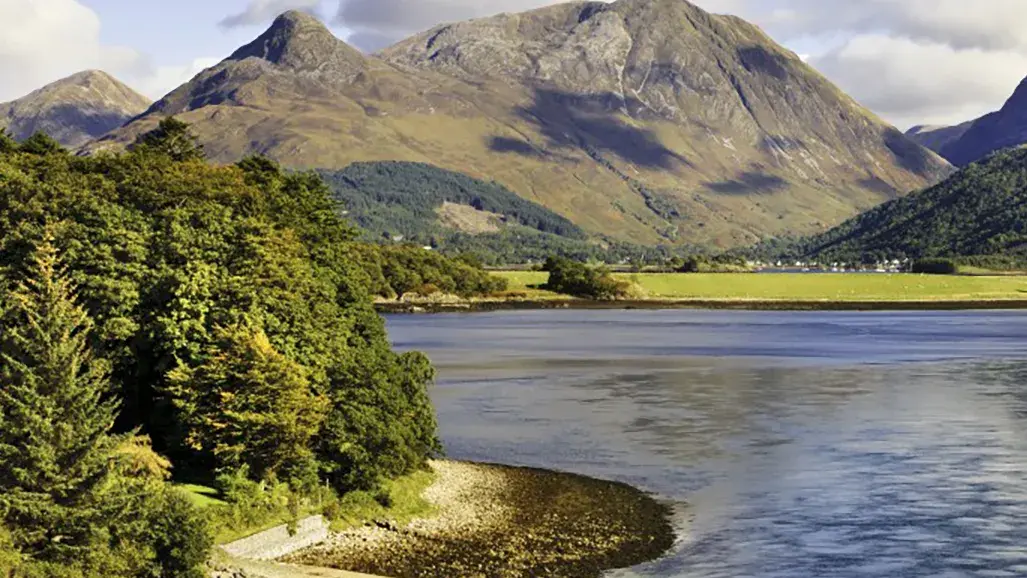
{"left": 0, "top": 129, "right": 16, "bottom": 154}
{"left": 131, "top": 116, "right": 205, "bottom": 162}
{"left": 0, "top": 236, "right": 120, "bottom": 563}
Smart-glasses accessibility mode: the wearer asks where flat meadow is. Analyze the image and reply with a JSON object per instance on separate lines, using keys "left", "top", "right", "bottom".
{"left": 492, "top": 271, "right": 1027, "bottom": 302}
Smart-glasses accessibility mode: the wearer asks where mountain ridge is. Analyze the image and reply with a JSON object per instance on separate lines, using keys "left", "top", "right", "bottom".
{"left": 938, "top": 77, "right": 1027, "bottom": 166}
{"left": 1, "top": 70, "right": 150, "bottom": 147}
{"left": 82, "top": 1, "right": 950, "bottom": 249}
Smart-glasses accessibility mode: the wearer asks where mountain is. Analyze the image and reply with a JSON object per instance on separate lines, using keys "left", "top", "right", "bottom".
{"left": 84, "top": 3, "right": 950, "bottom": 249}
{"left": 0, "top": 71, "right": 150, "bottom": 147}
{"left": 938, "top": 78, "right": 1027, "bottom": 166}
{"left": 799, "top": 148, "right": 1027, "bottom": 262}
{"left": 905, "top": 121, "right": 973, "bottom": 155}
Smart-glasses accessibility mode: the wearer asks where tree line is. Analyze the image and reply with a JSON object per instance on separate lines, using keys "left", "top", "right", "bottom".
{"left": 0, "top": 119, "right": 496, "bottom": 575}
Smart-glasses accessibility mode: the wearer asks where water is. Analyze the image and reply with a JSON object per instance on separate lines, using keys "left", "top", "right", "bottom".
{"left": 385, "top": 310, "right": 1027, "bottom": 577}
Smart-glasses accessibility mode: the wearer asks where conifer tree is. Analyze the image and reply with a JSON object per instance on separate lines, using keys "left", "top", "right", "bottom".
{"left": 131, "top": 116, "right": 205, "bottom": 162}
{"left": 0, "top": 236, "right": 120, "bottom": 563}
{"left": 0, "top": 129, "right": 16, "bottom": 154}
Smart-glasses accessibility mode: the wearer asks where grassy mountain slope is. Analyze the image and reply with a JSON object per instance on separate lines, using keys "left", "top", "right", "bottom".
{"left": 84, "top": 3, "right": 949, "bottom": 249}
{"left": 800, "top": 148, "right": 1027, "bottom": 262}
{"left": 0, "top": 70, "right": 149, "bottom": 147}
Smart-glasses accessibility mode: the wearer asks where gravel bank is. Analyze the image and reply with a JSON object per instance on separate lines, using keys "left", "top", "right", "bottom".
{"left": 284, "top": 460, "right": 674, "bottom": 577}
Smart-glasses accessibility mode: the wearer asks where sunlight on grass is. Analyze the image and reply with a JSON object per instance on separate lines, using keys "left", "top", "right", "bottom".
{"left": 493, "top": 271, "right": 1027, "bottom": 301}
{"left": 327, "top": 469, "right": 437, "bottom": 531}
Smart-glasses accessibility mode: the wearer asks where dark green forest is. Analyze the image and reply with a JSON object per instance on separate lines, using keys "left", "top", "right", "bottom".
{"left": 792, "top": 149, "right": 1027, "bottom": 265}
{"left": 0, "top": 120, "right": 495, "bottom": 575}
{"left": 320, "top": 162, "right": 686, "bottom": 265}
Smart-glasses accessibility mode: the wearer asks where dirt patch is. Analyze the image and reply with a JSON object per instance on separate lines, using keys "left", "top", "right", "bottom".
{"left": 436, "top": 202, "right": 505, "bottom": 234}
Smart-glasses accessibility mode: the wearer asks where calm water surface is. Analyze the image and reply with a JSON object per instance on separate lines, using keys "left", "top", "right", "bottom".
{"left": 385, "top": 310, "right": 1027, "bottom": 577}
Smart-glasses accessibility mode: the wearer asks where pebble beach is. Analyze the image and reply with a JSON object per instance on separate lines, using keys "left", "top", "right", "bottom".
{"left": 283, "top": 460, "right": 675, "bottom": 577}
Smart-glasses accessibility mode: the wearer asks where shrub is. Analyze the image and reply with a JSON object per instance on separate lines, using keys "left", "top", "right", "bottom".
{"left": 911, "top": 258, "right": 959, "bottom": 274}
{"left": 542, "top": 256, "right": 630, "bottom": 300}
{"left": 145, "top": 488, "right": 213, "bottom": 578}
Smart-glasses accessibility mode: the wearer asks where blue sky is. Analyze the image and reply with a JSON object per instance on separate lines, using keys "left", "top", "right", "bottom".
{"left": 5, "top": 0, "right": 1027, "bottom": 129}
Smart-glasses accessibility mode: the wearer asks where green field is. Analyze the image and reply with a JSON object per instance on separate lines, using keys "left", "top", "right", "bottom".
{"left": 493, "top": 272, "right": 1027, "bottom": 302}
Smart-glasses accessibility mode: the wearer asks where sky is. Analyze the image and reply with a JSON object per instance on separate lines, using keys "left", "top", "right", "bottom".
{"left": 4, "top": 0, "right": 1027, "bottom": 130}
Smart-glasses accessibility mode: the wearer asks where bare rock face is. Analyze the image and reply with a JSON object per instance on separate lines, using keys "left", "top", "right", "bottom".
{"left": 939, "top": 78, "right": 1027, "bottom": 166}
{"left": 0, "top": 70, "right": 150, "bottom": 147}
{"left": 83, "top": 1, "right": 952, "bottom": 249}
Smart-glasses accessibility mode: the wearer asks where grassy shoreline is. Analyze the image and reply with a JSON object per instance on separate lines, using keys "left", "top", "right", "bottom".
{"left": 379, "top": 272, "right": 1027, "bottom": 313}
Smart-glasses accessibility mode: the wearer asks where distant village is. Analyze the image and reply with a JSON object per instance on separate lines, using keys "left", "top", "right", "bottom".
{"left": 749, "top": 259, "right": 910, "bottom": 274}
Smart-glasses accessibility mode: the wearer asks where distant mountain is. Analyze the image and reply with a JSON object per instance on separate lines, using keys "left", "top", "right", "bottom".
{"left": 85, "top": 3, "right": 949, "bottom": 249}
{"left": 905, "top": 121, "right": 974, "bottom": 155}
{"left": 800, "top": 148, "right": 1027, "bottom": 262}
{"left": 933, "top": 77, "right": 1027, "bottom": 166}
{"left": 0, "top": 71, "right": 149, "bottom": 147}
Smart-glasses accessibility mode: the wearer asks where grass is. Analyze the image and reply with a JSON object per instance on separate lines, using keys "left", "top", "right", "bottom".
{"left": 326, "top": 469, "right": 437, "bottom": 531}
{"left": 178, "top": 469, "right": 438, "bottom": 544}
{"left": 177, "top": 483, "right": 227, "bottom": 509}
{"left": 493, "top": 271, "right": 1027, "bottom": 302}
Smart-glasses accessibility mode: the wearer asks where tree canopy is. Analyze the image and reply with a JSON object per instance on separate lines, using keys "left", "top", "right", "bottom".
{"left": 0, "top": 122, "right": 457, "bottom": 574}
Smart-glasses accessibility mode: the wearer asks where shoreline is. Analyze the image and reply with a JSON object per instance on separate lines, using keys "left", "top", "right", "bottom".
{"left": 376, "top": 297, "right": 1027, "bottom": 314}
{"left": 282, "top": 460, "right": 676, "bottom": 578}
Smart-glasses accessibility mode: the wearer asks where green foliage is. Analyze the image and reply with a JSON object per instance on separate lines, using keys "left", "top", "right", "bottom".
{"left": 0, "top": 238, "right": 120, "bottom": 563}
{"left": 669, "top": 254, "right": 751, "bottom": 273}
{"left": 18, "top": 133, "right": 65, "bottom": 157}
{"left": 144, "top": 488, "right": 213, "bottom": 578}
{"left": 0, "top": 130, "right": 17, "bottom": 155}
{"left": 0, "top": 127, "right": 443, "bottom": 571}
{"left": 348, "top": 244, "right": 508, "bottom": 299}
{"left": 131, "top": 116, "right": 205, "bottom": 162}
{"left": 321, "top": 161, "right": 585, "bottom": 239}
{"left": 320, "top": 161, "right": 690, "bottom": 265}
{"left": 167, "top": 325, "right": 330, "bottom": 483}
{"left": 910, "top": 258, "right": 959, "bottom": 275}
{"left": 799, "top": 148, "right": 1027, "bottom": 263}
{"left": 542, "top": 256, "right": 631, "bottom": 300}
{"left": 0, "top": 238, "right": 213, "bottom": 577}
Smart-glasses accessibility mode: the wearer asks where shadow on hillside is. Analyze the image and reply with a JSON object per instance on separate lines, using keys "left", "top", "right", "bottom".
{"left": 11, "top": 105, "right": 132, "bottom": 142}
{"left": 737, "top": 46, "right": 792, "bottom": 81}
{"left": 705, "top": 170, "right": 788, "bottom": 195}
{"left": 884, "top": 128, "right": 942, "bottom": 176}
{"left": 859, "top": 176, "right": 900, "bottom": 196}
{"left": 491, "top": 88, "right": 689, "bottom": 169}
{"left": 487, "top": 136, "right": 581, "bottom": 163}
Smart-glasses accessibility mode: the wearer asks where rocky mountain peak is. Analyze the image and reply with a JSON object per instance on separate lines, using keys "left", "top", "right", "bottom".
{"left": 0, "top": 70, "right": 149, "bottom": 147}
{"left": 227, "top": 10, "right": 366, "bottom": 76}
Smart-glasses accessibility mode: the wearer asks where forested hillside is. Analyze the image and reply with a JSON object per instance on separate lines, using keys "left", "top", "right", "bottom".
{"left": 321, "top": 161, "right": 686, "bottom": 264}
{"left": 0, "top": 122, "right": 477, "bottom": 575}
{"left": 799, "top": 148, "right": 1027, "bottom": 263}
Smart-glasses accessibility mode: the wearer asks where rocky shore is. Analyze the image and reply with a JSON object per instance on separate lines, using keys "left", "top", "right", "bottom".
{"left": 283, "top": 460, "right": 675, "bottom": 577}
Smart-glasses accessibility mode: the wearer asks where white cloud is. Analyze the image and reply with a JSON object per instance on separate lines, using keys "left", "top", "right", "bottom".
{"left": 133, "top": 57, "right": 224, "bottom": 101}
{"left": 0, "top": 0, "right": 221, "bottom": 104}
{"left": 219, "top": 0, "right": 322, "bottom": 29}
{"left": 810, "top": 35, "right": 1027, "bottom": 127}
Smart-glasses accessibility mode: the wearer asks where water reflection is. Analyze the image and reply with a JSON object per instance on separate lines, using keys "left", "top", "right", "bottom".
{"left": 387, "top": 310, "right": 1027, "bottom": 577}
